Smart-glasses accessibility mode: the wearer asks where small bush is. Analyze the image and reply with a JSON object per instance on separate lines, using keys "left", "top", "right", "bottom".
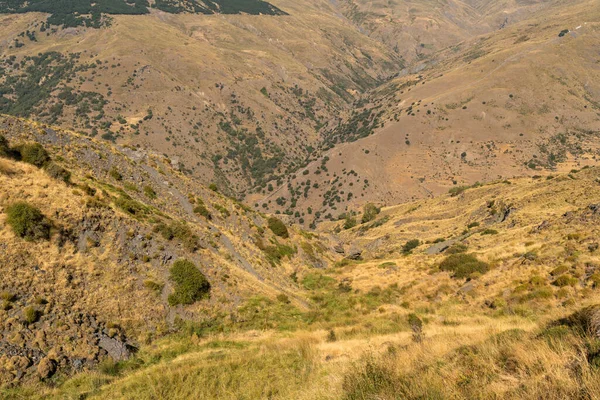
{"left": 439, "top": 253, "right": 490, "bottom": 279}
{"left": 209, "top": 183, "right": 218, "bottom": 192}
{"left": 5, "top": 202, "right": 51, "bottom": 241}
{"left": 144, "top": 280, "right": 164, "bottom": 293}
{"left": 402, "top": 239, "right": 420, "bottom": 254}
{"left": 551, "top": 265, "right": 569, "bottom": 276}
{"left": 155, "top": 221, "right": 200, "bottom": 252}
{"left": 193, "top": 203, "right": 212, "bottom": 219}
{"left": 109, "top": 167, "right": 122, "bottom": 181}
{"left": 23, "top": 306, "right": 40, "bottom": 324}
{"left": 44, "top": 162, "right": 71, "bottom": 183}
{"left": 268, "top": 217, "right": 289, "bottom": 238}
{"left": 361, "top": 203, "right": 381, "bottom": 224}
{"left": 0, "top": 135, "right": 9, "bottom": 157}
{"left": 19, "top": 143, "right": 49, "bottom": 167}
{"left": 168, "top": 259, "right": 211, "bottom": 306}
{"left": 467, "top": 222, "right": 480, "bottom": 229}
{"left": 343, "top": 215, "right": 357, "bottom": 230}
{"left": 143, "top": 185, "right": 157, "bottom": 199}
{"left": 114, "top": 195, "right": 147, "bottom": 217}
{"left": 446, "top": 243, "right": 468, "bottom": 254}
{"left": 553, "top": 274, "right": 578, "bottom": 287}
{"left": 481, "top": 229, "right": 498, "bottom": 235}
{"left": 449, "top": 186, "right": 468, "bottom": 197}
{"left": 327, "top": 329, "right": 337, "bottom": 342}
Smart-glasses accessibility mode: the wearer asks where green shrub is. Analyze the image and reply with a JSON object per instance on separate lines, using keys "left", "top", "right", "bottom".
{"left": 155, "top": 221, "right": 200, "bottom": 252}
{"left": 19, "top": 143, "right": 49, "bottom": 167}
{"left": 449, "top": 186, "right": 468, "bottom": 197}
{"left": 446, "top": 243, "right": 468, "bottom": 254}
{"left": 481, "top": 229, "right": 498, "bottom": 235}
{"left": 343, "top": 215, "right": 357, "bottom": 230}
{"left": 5, "top": 202, "right": 50, "bottom": 241}
{"left": 193, "top": 203, "right": 212, "bottom": 219}
{"left": 439, "top": 253, "right": 490, "bottom": 279}
{"left": 44, "top": 162, "right": 71, "bottom": 183}
{"left": 268, "top": 217, "right": 289, "bottom": 238}
{"left": 209, "top": 183, "right": 218, "bottom": 192}
{"left": 551, "top": 265, "right": 569, "bottom": 276}
{"left": 467, "top": 222, "right": 480, "bottom": 229}
{"left": 402, "top": 239, "right": 420, "bottom": 254}
{"left": 143, "top": 185, "right": 157, "bottom": 199}
{"left": 109, "top": 167, "right": 122, "bottom": 181}
{"left": 553, "top": 274, "right": 578, "bottom": 287}
{"left": 0, "top": 135, "right": 9, "bottom": 157}
{"left": 23, "top": 306, "right": 40, "bottom": 324}
{"left": 144, "top": 279, "right": 164, "bottom": 294}
{"left": 114, "top": 195, "right": 148, "bottom": 217}
{"left": 168, "top": 259, "right": 210, "bottom": 306}
{"left": 361, "top": 203, "right": 381, "bottom": 224}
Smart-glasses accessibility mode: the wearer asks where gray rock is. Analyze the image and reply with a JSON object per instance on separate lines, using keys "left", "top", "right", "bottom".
{"left": 98, "top": 336, "right": 131, "bottom": 361}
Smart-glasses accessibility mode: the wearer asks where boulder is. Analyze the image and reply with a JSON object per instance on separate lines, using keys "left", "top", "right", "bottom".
{"left": 37, "top": 357, "right": 56, "bottom": 379}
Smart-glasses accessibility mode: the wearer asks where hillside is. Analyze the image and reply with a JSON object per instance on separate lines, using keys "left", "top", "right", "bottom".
{"left": 0, "top": 0, "right": 402, "bottom": 196}
{"left": 260, "top": 0, "right": 600, "bottom": 226}
{"left": 0, "top": 0, "right": 572, "bottom": 204}
{"left": 0, "top": 114, "right": 341, "bottom": 385}
{"left": 5, "top": 143, "right": 600, "bottom": 398}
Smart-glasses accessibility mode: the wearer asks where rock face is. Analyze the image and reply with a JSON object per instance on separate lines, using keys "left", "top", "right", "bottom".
{"left": 98, "top": 336, "right": 133, "bottom": 361}
{"left": 346, "top": 247, "right": 362, "bottom": 260}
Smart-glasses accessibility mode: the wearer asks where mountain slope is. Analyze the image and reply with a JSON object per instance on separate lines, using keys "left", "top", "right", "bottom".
{"left": 0, "top": 114, "right": 340, "bottom": 384}
{"left": 7, "top": 157, "right": 600, "bottom": 399}
{"left": 261, "top": 0, "right": 600, "bottom": 225}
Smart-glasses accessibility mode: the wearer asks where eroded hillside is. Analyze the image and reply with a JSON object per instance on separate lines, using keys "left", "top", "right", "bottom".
{"left": 6, "top": 149, "right": 600, "bottom": 399}
{"left": 0, "top": 115, "right": 340, "bottom": 385}
{"left": 263, "top": 0, "right": 600, "bottom": 225}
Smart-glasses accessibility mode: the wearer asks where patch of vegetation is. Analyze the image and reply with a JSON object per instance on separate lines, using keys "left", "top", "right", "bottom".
{"left": 155, "top": 220, "right": 200, "bottom": 252}
{"left": 143, "top": 185, "right": 157, "bottom": 199}
{"left": 18, "top": 143, "right": 50, "bottom": 167}
{"left": 402, "top": 239, "right": 420, "bottom": 255}
{"left": 361, "top": 203, "right": 380, "bottom": 224}
{"left": 152, "top": 0, "right": 287, "bottom": 15}
{"left": 268, "top": 217, "right": 289, "bottom": 238}
{"left": 168, "top": 259, "right": 210, "bottom": 306}
{"left": 439, "top": 253, "right": 490, "bottom": 279}
{"left": 5, "top": 202, "right": 51, "bottom": 241}
{"left": 44, "top": 162, "right": 71, "bottom": 183}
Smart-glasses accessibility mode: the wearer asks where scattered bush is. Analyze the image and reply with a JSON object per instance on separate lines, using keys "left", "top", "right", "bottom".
{"left": 407, "top": 313, "right": 423, "bottom": 342}
{"left": 0, "top": 135, "right": 9, "bottom": 157}
{"left": 553, "top": 274, "right": 578, "bottom": 287}
{"left": 44, "top": 162, "right": 71, "bottom": 183}
{"left": 193, "top": 203, "right": 212, "bottom": 219}
{"left": 143, "top": 185, "right": 157, "bottom": 199}
{"left": 361, "top": 203, "right": 381, "bottom": 224}
{"left": 446, "top": 243, "right": 468, "bottom": 254}
{"left": 209, "top": 183, "right": 218, "bottom": 192}
{"left": 402, "top": 239, "right": 420, "bottom": 254}
{"left": 109, "top": 167, "right": 122, "bottom": 181}
{"left": 144, "top": 280, "right": 164, "bottom": 294}
{"left": 481, "top": 229, "right": 498, "bottom": 235}
{"left": 19, "top": 143, "right": 50, "bottom": 167}
{"left": 168, "top": 259, "right": 210, "bottom": 306}
{"left": 5, "top": 202, "right": 50, "bottom": 241}
{"left": 439, "top": 253, "right": 490, "bottom": 279}
{"left": 449, "top": 186, "right": 468, "bottom": 197}
{"left": 268, "top": 217, "right": 289, "bottom": 238}
{"left": 343, "top": 215, "right": 357, "bottom": 230}
{"left": 23, "top": 306, "right": 40, "bottom": 324}
{"left": 155, "top": 221, "right": 200, "bottom": 252}
{"left": 327, "top": 329, "right": 337, "bottom": 342}
{"left": 114, "top": 195, "right": 147, "bottom": 217}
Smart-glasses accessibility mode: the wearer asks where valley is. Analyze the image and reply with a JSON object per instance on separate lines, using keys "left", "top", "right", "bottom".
{"left": 0, "top": 0, "right": 599, "bottom": 398}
